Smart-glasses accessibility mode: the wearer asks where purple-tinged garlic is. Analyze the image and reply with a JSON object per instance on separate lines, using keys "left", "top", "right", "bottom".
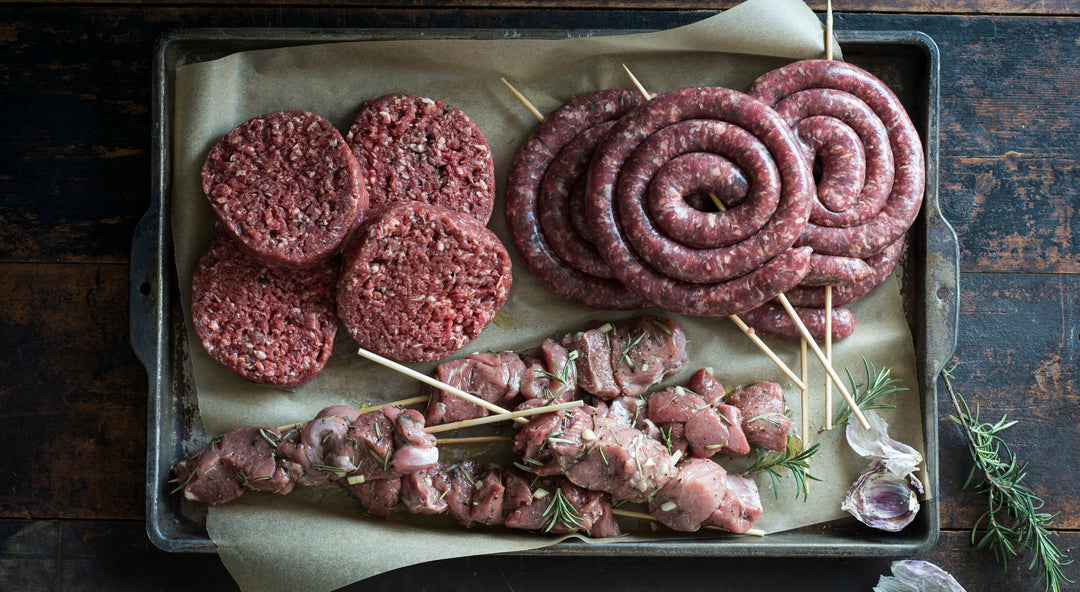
{"left": 841, "top": 460, "right": 923, "bottom": 532}
{"left": 843, "top": 410, "right": 924, "bottom": 531}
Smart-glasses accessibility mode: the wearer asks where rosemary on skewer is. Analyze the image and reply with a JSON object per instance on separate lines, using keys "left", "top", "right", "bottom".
{"left": 942, "top": 367, "right": 1073, "bottom": 592}
{"left": 833, "top": 358, "right": 907, "bottom": 428}
{"left": 743, "top": 436, "right": 821, "bottom": 501}
{"left": 539, "top": 487, "right": 585, "bottom": 533}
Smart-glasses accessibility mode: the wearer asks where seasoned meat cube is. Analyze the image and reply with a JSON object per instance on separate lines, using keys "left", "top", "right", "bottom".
{"left": 400, "top": 464, "right": 451, "bottom": 515}
{"left": 726, "top": 382, "right": 791, "bottom": 451}
{"left": 425, "top": 352, "right": 527, "bottom": 425}
{"left": 649, "top": 458, "right": 728, "bottom": 532}
{"left": 469, "top": 468, "right": 507, "bottom": 526}
{"left": 443, "top": 460, "right": 482, "bottom": 525}
{"left": 342, "top": 477, "right": 401, "bottom": 519}
{"left": 706, "top": 474, "right": 764, "bottom": 534}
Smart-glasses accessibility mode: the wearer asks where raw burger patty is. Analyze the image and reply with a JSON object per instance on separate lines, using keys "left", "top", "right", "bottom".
{"left": 338, "top": 201, "right": 512, "bottom": 363}
{"left": 201, "top": 109, "right": 367, "bottom": 269}
{"left": 191, "top": 231, "right": 339, "bottom": 386}
{"left": 346, "top": 94, "right": 495, "bottom": 223}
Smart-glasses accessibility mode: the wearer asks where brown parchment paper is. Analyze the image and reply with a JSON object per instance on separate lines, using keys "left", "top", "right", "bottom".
{"left": 170, "top": 1, "right": 925, "bottom": 590}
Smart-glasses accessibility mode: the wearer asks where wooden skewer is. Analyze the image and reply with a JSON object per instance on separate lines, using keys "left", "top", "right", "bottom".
{"left": 424, "top": 400, "right": 583, "bottom": 434}
{"left": 727, "top": 315, "right": 807, "bottom": 391}
{"left": 501, "top": 78, "right": 545, "bottom": 123}
{"left": 356, "top": 347, "right": 529, "bottom": 424}
{"left": 611, "top": 508, "right": 766, "bottom": 537}
{"left": 800, "top": 337, "right": 809, "bottom": 439}
{"left": 825, "top": 0, "right": 834, "bottom": 61}
{"left": 622, "top": 63, "right": 651, "bottom": 100}
{"left": 434, "top": 435, "right": 512, "bottom": 445}
{"left": 620, "top": 65, "right": 809, "bottom": 393}
{"left": 822, "top": 0, "right": 836, "bottom": 430}
{"left": 824, "top": 285, "right": 834, "bottom": 430}
{"left": 775, "top": 293, "right": 868, "bottom": 429}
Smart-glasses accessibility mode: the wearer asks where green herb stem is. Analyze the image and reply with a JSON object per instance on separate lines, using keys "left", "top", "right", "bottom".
{"left": 942, "top": 367, "right": 1073, "bottom": 592}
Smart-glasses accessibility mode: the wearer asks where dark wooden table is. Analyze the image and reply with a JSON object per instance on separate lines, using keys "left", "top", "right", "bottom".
{"left": 2, "top": 1, "right": 1077, "bottom": 590}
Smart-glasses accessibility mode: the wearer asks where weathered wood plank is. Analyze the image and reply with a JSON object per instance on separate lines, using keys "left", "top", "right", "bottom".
{"left": 4, "top": 1, "right": 1080, "bottom": 16}
{"left": 938, "top": 271, "right": 1080, "bottom": 530}
{"left": 2, "top": 519, "right": 1073, "bottom": 591}
{"left": 0, "top": 263, "right": 146, "bottom": 519}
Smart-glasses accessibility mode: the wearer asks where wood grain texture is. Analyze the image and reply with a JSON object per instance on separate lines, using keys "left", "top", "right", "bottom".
{"left": 0, "top": 4, "right": 1077, "bottom": 592}
{"left": 0, "top": 264, "right": 146, "bottom": 519}
{"left": 938, "top": 272, "right": 1079, "bottom": 530}
{"left": 3, "top": 1, "right": 1080, "bottom": 15}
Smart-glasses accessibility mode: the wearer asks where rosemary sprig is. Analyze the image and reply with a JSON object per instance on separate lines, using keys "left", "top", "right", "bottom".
{"left": 535, "top": 350, "right": 579, "bottom": 402}
{"left": 743, "top": 436, "right": 821, "bottom": 501}
{"left": 833, "top": 358, "right": 906, "bottom": 427}
{"left": 942, "top": 367, "right": 1073, "bottom": 592}
{"left": 541, "top": 487, "right": 585, "bottom": 533}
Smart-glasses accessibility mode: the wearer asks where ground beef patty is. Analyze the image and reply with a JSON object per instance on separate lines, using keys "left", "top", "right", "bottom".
{"left": 201, "top": 110, "right": 367, "bottom": 270}
{"left": 346, "top": 94, "right": 495, "bottom": 223}
{"left": 191, "top": 231, "right": 339, "bottom": 386}
{"left": 338, "top": 202, "right": 511, "bottom": 363}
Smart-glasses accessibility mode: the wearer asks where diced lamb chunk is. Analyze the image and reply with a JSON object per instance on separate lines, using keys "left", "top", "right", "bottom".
{"left": 686, "top": 368, "right": 725, "bottom": 406}
{"left": 607, "top": 316, "right": 687, "bottom": 398}
{"left": 726, "top": 382, "right": 791, "bottom": 452}
{"left": 173, "top": 446, "right": 246, "bottom": 505}
{"left": 469, "top": 468, "right": 507, "bottom": 526}
{"left": 443, "top": 460, "right": 482, "bottom": 525}
{"left": 561, "top": 328, "right": 619, "bottom": 399}
{"left": 346, "top": 411, "right": 397, "bottom": 482}
{"left": 548, "top": 407, "right": 679, "bottom": 503}
{"left": 706, "top": 474, "right": 763, "bottom": 534}
{"left": 386, "top": 405, "right": 439, "bottom": 474}
{"left": 425, "top": 352, "right": 526, "bottom": 425}
{"left": 342, "top": 477, "right": 402, "bottom": 519}
{"left": 518, "top": 339, "right": 578, "bottom": 403}
{"left": 648, "top": 386, "right": 709, "bottom": 425}
{"left": 276, "top": 405, "right": 361, "bottom": 487}
{"left": 648, "top": 458, "right": 728, "bottom": 532}
{"left": 400, "top": 464, "right": 451, "bottom": 515}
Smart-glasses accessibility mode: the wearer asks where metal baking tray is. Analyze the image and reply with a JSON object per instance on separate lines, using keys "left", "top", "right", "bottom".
{"left": 132, "top": 23, "right": 956, "bottom": 556}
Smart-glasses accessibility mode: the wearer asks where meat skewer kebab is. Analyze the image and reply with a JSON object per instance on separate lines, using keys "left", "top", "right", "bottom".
{"left": 172, "top": 398, "right": 579, "bottom": 506}
{"left": 422, "top": 314, "right": 688, "bottom": 427}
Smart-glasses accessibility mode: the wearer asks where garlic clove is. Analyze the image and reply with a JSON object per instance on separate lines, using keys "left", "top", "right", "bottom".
{"left": 841, "top": 461, "right": 921, "bottom": 532}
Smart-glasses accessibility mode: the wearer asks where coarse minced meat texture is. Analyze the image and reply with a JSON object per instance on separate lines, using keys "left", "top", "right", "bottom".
{"left": 201, "top": 110, "right": 367, "bottom": 270}
{"left": 346, "top": 94, "right": 495, "bottom": 223}
{"left": 191, "top": 231, "right": 339, "bottom": 386}
{"left": 338, "top": 201, "right": 512, "bottom": 363}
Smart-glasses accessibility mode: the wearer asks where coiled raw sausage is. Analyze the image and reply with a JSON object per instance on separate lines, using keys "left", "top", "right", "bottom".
{"left": 505, "top": 89, "right": 649, "bottom": 310}
{"left": 584, "top": 86, "right": 814, "bottom": 316}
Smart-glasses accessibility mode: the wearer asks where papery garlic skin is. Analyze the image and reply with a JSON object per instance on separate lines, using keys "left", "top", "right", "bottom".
{"left": 846, "top": 410, "right": 922, "bottom": 479}
{"left": 873, "top": 560, "right": 968, "bottom": 592}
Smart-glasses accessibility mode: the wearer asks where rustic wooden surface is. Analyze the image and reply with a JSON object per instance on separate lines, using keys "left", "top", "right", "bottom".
{"left": 1, "top": 2, "right": 1077, "bottom": 590}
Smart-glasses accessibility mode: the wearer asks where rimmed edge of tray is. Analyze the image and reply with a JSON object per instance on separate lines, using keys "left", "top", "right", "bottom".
{"left": 132, "top": 24, "right": 955, "bottom": 556}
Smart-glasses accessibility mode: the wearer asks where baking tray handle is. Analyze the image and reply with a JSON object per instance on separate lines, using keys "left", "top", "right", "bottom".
{"left": 130, "top": 208, "right": 160, "bottom": 373}
{"left": 924, "top": 207, "right": 959, "bottom": 376}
